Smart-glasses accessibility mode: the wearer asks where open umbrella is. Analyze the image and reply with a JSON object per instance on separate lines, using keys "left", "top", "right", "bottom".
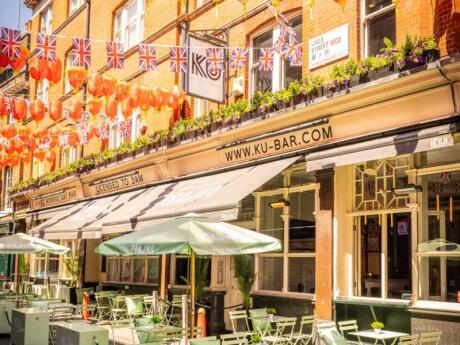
{"left": 0, "top": 233, "right": 70, "bottom": 254}
{"left": 96, "top": 213, "right": 281, "bottom": 330}
{"left": 417, "top": 238, "right": 460, "bottom": 259}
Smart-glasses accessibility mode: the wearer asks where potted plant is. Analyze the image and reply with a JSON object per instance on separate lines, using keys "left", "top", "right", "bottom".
{"left": 233, "top": 254, "right": 256, "bottom": 310}
{"left": 267, "top": 308, "right": 276, "bottom": 321}
{"left": 422, "top": 36, "right": 440, "bottom": 63}
{"left": 151, "top": 314, "right": 163, "bottom": 328}
{"left": 63, "top": 251, "right": 84, "bottom": 304}
{"left": 251, "top": 333, "right": 263, "bottom": 345}
{"left": 371, "top": 321, "right": 384, "bottom": 334}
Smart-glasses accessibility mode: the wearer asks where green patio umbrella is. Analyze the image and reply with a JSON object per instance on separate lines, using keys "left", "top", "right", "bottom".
{"left": 417, "top": 238, "right": 460, "bottom": 258}
{"left": 0, "top": 233, "right": 70, "bottom": 255}
{"left": 96, "top": 213, "right": 281, "bottom": 331}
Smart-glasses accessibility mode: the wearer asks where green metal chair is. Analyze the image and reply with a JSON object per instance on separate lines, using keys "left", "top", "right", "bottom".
{"left": 110, "top": 294, "right": 128, "bottom": 321}
{"left": 291, "top": 315, "right": 315, "bottom": 345}
{"left": 229, "top": 310, "right": 254, "bottom": 338}
{"left": 263, "top": 317, "right": 297, "bottom": 345}
{"left": 419, "top": 332, "right": 442, "bottom": 345}
{"left": 190, "top": 337, "right": 220, "bottom": 345}
{"left": 126, "top": 295, "right": 145, "bottom": 320}
{"left": 93, "top": 291, "right": 115, "bottom": 323}
{"left": 249, "top": 308, "right": 273, "bottom": 336}
{"left": 397, "top": 335, "right": 419, "bottom": 345}
{"left": 221, "top": 332, "right": 249, "bottom": 345}
{"left": 337, "top": 320, "right": 362, "bottom": 345}
{"left": 315, "top": 322, "right": 348, "bottom": 345}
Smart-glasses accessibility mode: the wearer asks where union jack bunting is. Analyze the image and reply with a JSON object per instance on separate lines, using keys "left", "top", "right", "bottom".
{"left": 0, "top": 27, "right": 22, "bottom": 59}
{"left": 36, "top": 33, "right": 57, "bottom": 62}
{"left": 71, "top": 37, "right": 91, "bottom": 68}
{"left": 169, "top": 47, "right": 187, "bottom": 73}
{"left": 106, "top": 41, "right": 125, "bottom": 69}
{"left": 281, "top": 36, "right": 299, "bottom": 60}
{"left": 138, "top": 44, "right": 157, "bottom": 71}
{"left": 206, "top": 47, "right": 224, "bottom": 73}
{"left": 289, "top": 45, "right": 302, "bottom": 67}
{"left": 77, "top": 127, "right": 89, "bottom": 145}
{"left": 97, "top": 123, "right": 110, "bottom": 140}
{"left": 229, "top": 48, "right": 248, "bottom": 70}
{"left": 119, "top": 120, "right": 132, "bottom": 138}
{"left": 58, "top": 132, "right": 69, "bottom": 148}
{"left": 258, "top": 48, "right": 274, "bottom": 71}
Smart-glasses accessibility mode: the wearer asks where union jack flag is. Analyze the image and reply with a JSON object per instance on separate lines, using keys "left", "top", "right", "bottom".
{"left": 0, "top": 27, "right": 22, "bottom": 59}
{"left": 119, "top": 120, "right": 132, "bottom": 138}
{"left": 206, "top": 47, "right": 224, "bottom": 73}
{"left": 106, "top": 41, "right": 125, "bottom": 69}
{"left": 71, "top": 37, "right": 91, "bottom": 68}
{"left": 36, "top": 33, "right": 57, "bottom": 62}
{"left": 229, "top": 48, "right": 248, "bottom": 70}
{"left": 169, "top": 47, "right": 188, "bottom": 73}
{"left": 258, "top": 48, "right": 274, "bottom": 71}
{"left": 58, "top": 132, "right": 69, "bottom": 148}
{"left": 289, "top": 45, "right": 302, "bottom": 67}
{"left": 281, "top": 36, "right": 299, "bottom": 60}
{"left": 139, "top": 44, "right": 157, "bottom": 71}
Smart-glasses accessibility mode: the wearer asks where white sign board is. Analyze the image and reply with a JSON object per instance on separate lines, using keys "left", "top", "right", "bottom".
{"left": 308, "top": 24, "right": 349, "bottom": 69}
{"left": 186, "top": 36, "right": 225, "bottom": 103}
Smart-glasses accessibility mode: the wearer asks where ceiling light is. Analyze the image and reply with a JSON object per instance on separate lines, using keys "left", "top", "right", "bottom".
{"left": 269, "top": 199, "right": 290, "bottom": 208}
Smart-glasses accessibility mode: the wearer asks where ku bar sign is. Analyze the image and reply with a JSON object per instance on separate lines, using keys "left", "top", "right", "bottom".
{"left": 308, "top": 24, "right": 349, "bottom": 69}
{"left": 186, "top": 35, "right": 225, "bottom": 103}
{"left": 222, "top": 124, "right": 333, "bottom": 163}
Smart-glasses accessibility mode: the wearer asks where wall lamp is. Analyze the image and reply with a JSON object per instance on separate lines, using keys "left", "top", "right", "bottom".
{"left": 391, "top": 184, "right": 423, "bottom": 195}
{"left": 269, "top": 199, "right": 291, "bottom": 208}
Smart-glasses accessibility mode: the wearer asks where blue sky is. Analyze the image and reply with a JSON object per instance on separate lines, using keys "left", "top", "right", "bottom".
{"left": 0, "top": 0, "right": 32, "bottom": 30}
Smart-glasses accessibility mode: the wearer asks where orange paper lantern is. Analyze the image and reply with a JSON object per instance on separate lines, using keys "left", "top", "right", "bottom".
{"left": 30, "top": 99, "right": 46, "bottom": 122}
{"left": 46, "top": 58, "right": 62, "bottom": 84}
{"left": 13, "top": 98, "right": 27, "bottom": 122}
{"left": 17, "top": 126, "right": 31, "bottom": 141}
{"left": 2, "top": 124, "right": 17, "bottom": 139}
{"left": 121, "top": 98, "right": 133, "bottom": 119}
{"left": 0, "top": 96, "right": 7, "bottom": 117}
{"left": 87, "top": 98, "right": 102, "bottom": 117}
{"left": 102, "top": 75, "right": 117, "bottom": 97}
{"left": 48, "top": 99, "right": 63, "bottom": 122}
{"left": 68, "top": 99, "right": 83, "bottom": 121}
{"left": 105, "top": 97, "right": 118, "bottom": 120}
{"left": 87, "top": 72, "right": 104, "bottom": 98}
{"left": 30, "top": 58, "right": 48, "bottom": 81}
{"left": 9, "top": 47, "right": 28, "bottom": 71}
{"left": 21, "top": 150, "right": 31, "bottom": 164}
{"left": 33, "top": 150, "right": 46, "bottom": 161}
{"left": 46, "top": 150, "right": 56, "bottom": 163}
{"left": 67, "top": 66, "right": 87, "bottom": 93}
{"left": 115, "top": 81, "right": 130, "bottom": 101}
{"left": 68, "top": 132, "right": 79, "bottom": 147}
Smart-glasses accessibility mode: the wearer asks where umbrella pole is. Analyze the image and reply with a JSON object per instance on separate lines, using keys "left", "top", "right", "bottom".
{"left": 190, "top": 250, "right": 196, "bottom": 336}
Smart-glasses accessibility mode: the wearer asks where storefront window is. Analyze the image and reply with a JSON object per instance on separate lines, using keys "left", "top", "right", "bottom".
{"left": 363, "top": 0, "right": 396, "bottom": 56}
{"left": 174, "top": 256, "right": 211, "bottom": 287}
{"left": 288, "top": 257, "right": 315, "bottom": 293}
{"left": 121, "top": 258, "right": 131, "bottom": 282}
{"left": 258, "top": 257, "right": 283, "bottom": 291}
{"left": 133, "top": 258, "right": 145, "bottom": 283}
{"left": 418, "top": 170, "right": 460, "bottom": 304}
{"left": 260, "top": 194, "right": 284, "bottom": 245}
{"left": 107, "top": 258, "right": 120, "bottom": 281}
{"left": 147, "top": 258, "right": 160, "bottom": 284}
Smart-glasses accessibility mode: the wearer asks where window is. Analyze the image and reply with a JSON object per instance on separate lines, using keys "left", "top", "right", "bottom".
{"left": 174, "top": 256, "right": 211, "bottom": 287}
{"left": 196, "top": 0, "right": 211, "bottom": 7}
{"left": 106, "top": 256, "right": 160, "bottom": 284}
{"left": 69, "top": 0, "right": 85, "bottom": 15}
{"left": 194, "top": 98, "right": 209, "bottom": 118}
{"left": 114, "top": 0, "right": 144, "bottom": 49}
{"left": 256, "top": 169, "right": 316, "bottom": 294}
{"left": 251, "top": 15, "right": 302, "bottom": 94}
{"left": 362, "top": 0, "right": 396, "bottom": 56}
{"left": 37, "top": 79, "right": 49, "bottom": 104}
{"left": 33, "top": 242, "right": 60, "bottom": 277}
{"left": 32, "top": 157, "right": 45, "bottom": 178}
{"left": 40, "top": 5, "right": 53, "bottom": 34}
{"left": 65, "top": 53, "right": 77, "bottom": 94}
{"left": 417, "top": 170, "right": 460, "bottom": 304}
{"left": 61, "top": 146, "right": 77, "bottom": 168}
{"left": 131, "top": 110, "right": 141, "bottom": 142}
{"left": 109, "top": 122, "right": 124, "bottom": 149}
{"left": 3, "top": 167, "right": 12, "bottom": 209}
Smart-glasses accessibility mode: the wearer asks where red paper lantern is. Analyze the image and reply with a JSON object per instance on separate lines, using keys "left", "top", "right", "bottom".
{"left": 30, "top": 99, "right": 46, "bottom": 122}
{"left": 48, "top": 99, "right": 62, "bottom": 122}
{"left": 115, "top": 81, "right": 130, "bottom": 101}
{"left": 5, "top": 142, "right": 15, "bottom": 155}
{"left": 0, "top": 96, "right": 7, "bottom": 117}
{"left": 2, "top": 124, "right": 17, "bottom": 139}
{"left": 102, "top": 75, "right": 117, "bottom": 97}
{"left": 68, "top": 99, "right": 83, "bottom": 121}
{"left": 87, "top": 72, "right": 104, "bottom": 98}
{"left": 0, "top": 53, "right": 9, "bottom": 71}
{"left": 13, "top": 98, "right": 27, "bottom": 122}
{"left": 30, "top": 58, "right": 49, "bottom": 81}
{"left": 129, "top": 85, "right": 142, "bottom": 108}
{"left": 46, "top": 58, "right": 62, "bottom": 84}
{"left": 9, "top": 153, "right": 20, "bottom": 166}
{"left": 121, "top": 98, "right": 133, "bottom": 119}
{"left": 67, "top": 67, "right": 87, "bottom": 93}
{"left": 87, "top": 98, "right": 102, "bottom": 117}
{"left": 21, "top": 150, "right": 31, "bottom": 164}
{"left": 46, "top": 150, "right": 56, "bottom": 163}
{"left": 167, "top": 93, "right": 179, "bottom": 110}
{"left": 17, "top": 126, "right": 31, "bottom": 141}
{"left": 68, "top": 132, "right": 79, "bottom": 147}
{"left": 33, "top": 150, "right": 46, "bottom": 161}
{"left": 33, "top": 127, "right": 48, "bottom": 139}
{"left": 88, "top": 127, "right": 98, "bottom": 140}
{"left": 9, "top": 47, "right": 28, "bottom": 71}
{"left": 105, "top": 97, "right": 118, "bottom": 120}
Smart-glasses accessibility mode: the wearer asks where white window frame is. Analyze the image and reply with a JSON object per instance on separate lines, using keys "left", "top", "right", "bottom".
{"left": 131, "top": 109, "right": 141, "bottom": 142}
{"left": 253, "top": 173, "right": 317, "bottom": 298}
{"left": 32, "top": 157, "right": 45, "bottom": 178}
{"left": 361, "top": 0, "right": 396, "bottom": 58}
{"left": 40, "top": 5, "right": 53, "bottom": 35}
{"left": 3, "top": 167, "right": 12, "bottom": 209}
{"left": 194, "top": 97, "right": 209, "bottom": 118}
{"left": 69, "top": 0, "right": 85, "bottom": 15}
{"left": 196, "top": 0, "right": 211, "bottom": 7}
{"left": 61, "top": 146, "right": 77, "bottom": 168}
{"left": 113, "top": 0, "right": 144, "bottom": 50}
{"left": 37, "top": 79, "right": 49, "bottom": 104}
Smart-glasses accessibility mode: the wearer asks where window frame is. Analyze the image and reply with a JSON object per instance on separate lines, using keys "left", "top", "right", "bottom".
{"left": 32, "top": 157, "right": 45, "bottom": 178}
{"left": 253, "top": 170, "right": 317, "bottom": 298}
{"left": 3, "top": 167, "right": 12, "bottom": 209}
{"left": 105, "top": 256, "right": 160, "bottom": 285}
{"left": 40, "top": 5, "right": 53, "bottom": 35}
{"left": 361, "top": 0, "right": 396, "bottom": 58}
{"left": 36, "top": 79, "right": 50, "bottom": 105}
{"left": 113, "top": 0, "right": 144, "bottom": 50}
{"left": 69, "top": 0, "right": 85, "bottom": 16}
{"left": 61, "top": 146, "right": 77, "bottom": 168}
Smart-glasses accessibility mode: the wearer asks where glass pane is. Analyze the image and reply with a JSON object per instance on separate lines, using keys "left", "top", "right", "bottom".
{"left": 446, "top": 258, "right": 460, "bottom": 303}
{"left": 133, "top": 258, "right": 145, "bottom": 283}
{"left": 258, "top": 257, "right": 283, "bottom": 291}
{"left": 387, "top": 213, "right": 412, "bottom": 299}
{"left": 367, "top": 9, "right": 396, "bottom": 56}
{"left": 289, "top": 190, "right": 316, "bottom": 253}
{"left": 288, "top": 257, "right": 315, "bottom": 293}
{"left": 283, "top": 16, "right": 302, "bottom": 88}
{"left": 147, "top": 258, "right": 160, "bottom": 284}
{"left": 365, "top": 0, "right": 393, "bottom": 15}
{"left": 260, "top": 195, "right": 284, "bottom": 247}
{"left": 359, "top": 215, "right": 382, "bottom": 297}
{"left": 174, "top": 257, "right": 211, "bottom": 286}
{"left": 121, "top": 258, "right": 131, "bottom": 282}
{"left": 253, "top": 30, "right": 273, "bottom": 93}
{"left": 108, "top": 259, "right": 119, "bottom": 281}
{"left": 48, "top": 259, "right": 59, "bottom": 275}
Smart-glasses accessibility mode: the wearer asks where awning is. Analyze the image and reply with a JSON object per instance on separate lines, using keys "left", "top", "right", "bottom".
{"left": 26, "top": 204, "right": 75, "bottom": 223}
{"left": 31, "top": 156, "right": 298, "bottom": 238}
{"left": 102, "top": 156, "right": 298, "bottom": 234}
{"left": 306, "top": 124, "right": 456, "bottom": 172}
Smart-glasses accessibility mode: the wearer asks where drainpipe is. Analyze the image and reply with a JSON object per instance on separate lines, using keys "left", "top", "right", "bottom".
{"left": 437, "top": 61, "right": 459, "bottom": 116}
{"left": 180, "top": 0, "right": 189, "bottom": 119}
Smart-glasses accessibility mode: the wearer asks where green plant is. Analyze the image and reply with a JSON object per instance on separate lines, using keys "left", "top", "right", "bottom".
{"left": 180, "top": 257, "right": 210, "bottom": 301}
{"left": 251, "top": 333, "right": 262, "bottom": 344}
{"left": 267, "top": 308, "right": 276, "bottom": 315}
{"left": 274, "top": 88, "right": 292, "bottom": 103}
{"left": 422, "top": 36, "right": 437, "bottom": 50}
{"left": 63, "top": 252, "right": 84, "bottom": 288}
{"left": 370, "top": 321, "right": 384, "bottom": 330}
{"left": 151, "top": 314, "right": 163, "bottom": 324}
{"left": 233, "top": 254, "right": 256, "bottom": 310}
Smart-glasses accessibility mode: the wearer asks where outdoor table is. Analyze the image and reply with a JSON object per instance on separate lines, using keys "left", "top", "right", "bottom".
{"left": 250, "top": 315, "right": 287, "bottom": 337}
{"left": 348, "top": 330, "right": 409, "bottom": 345}
{"left": 130, "top": 325, "right": 183, "bottom": 345}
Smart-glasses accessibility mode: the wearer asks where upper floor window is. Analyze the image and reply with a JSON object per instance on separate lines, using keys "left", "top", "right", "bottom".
{"left": 3, "top": 167, "right": 12, "bottom": 209}
{"left": 69, "top": 0, "right": 85, "bottom": 15}
{"left": 196, "top": 0, "right": 211, "bottom": 7}
{"left": 40, "top": 5, "right": 53, "bottom": 34}
{"left": 250, "top": 15, "right": 302, "bottom": 95}
{"left": 32, "top": 158, "right": 45, "bottom": 178}
{"left": 362, "top": 0, "right": 396, "bottom": 57}
{"left": 114, "top": 0, "right": 144, "bottom": 50}
{"left": 61, "top": 146, "right": 77, "bottom": 168}
{"left": 131, "top": 111, "right": 141, "bottom": 142}
{"left": 37, "top": 79, "right": 49, "bottom": 104}
{"left": 194, "top": 97, "right": 209, "bottom": 118}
